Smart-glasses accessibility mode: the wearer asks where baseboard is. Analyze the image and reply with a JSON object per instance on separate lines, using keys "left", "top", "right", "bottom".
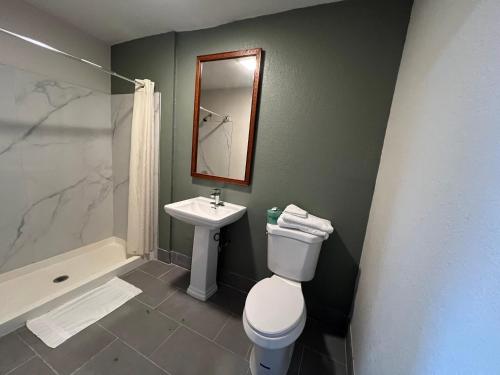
{"left": 346, "top": 324, "right": 355, "bottom": 375}
{"left": 158, "top": 248, "right": 191, "bottom": 270}
{"left": 303, "top": 296, "right": 349, "bottom": 336}
{"left": 157, "top": 248, "right": 170, "bottom": 263}
{"left": 219, "top": 270, "right": 257, "bottom": 293}
{"left": 157, "top": 248, "right": 258, "bottom": 293}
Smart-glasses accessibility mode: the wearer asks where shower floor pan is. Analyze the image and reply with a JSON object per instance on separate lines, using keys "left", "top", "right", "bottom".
{"left": 0, "top": 237, "right": 144, "bottom": 337}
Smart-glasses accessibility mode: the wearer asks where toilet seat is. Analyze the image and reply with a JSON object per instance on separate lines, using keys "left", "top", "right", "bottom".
{"left": 243, "top": 275, "right": 306, "bottom": 349}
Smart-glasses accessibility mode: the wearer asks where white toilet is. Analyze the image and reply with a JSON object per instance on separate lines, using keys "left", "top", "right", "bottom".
{"left": 243, "top": 223, "right": 326, "bottom": 375}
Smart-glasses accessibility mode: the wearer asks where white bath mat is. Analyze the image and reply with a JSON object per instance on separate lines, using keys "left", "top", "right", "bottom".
{"left": 27, "top": 277, "right": 141, "bottom": 348}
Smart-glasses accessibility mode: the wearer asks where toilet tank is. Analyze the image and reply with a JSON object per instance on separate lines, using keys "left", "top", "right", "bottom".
{"left": 266, "top": 223, "right": 325, "bottom": 282}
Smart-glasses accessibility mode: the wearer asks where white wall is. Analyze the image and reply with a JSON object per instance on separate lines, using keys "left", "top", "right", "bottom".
{"left": 350, "top": 0, "right": 500, "bottom": 374}
{"left": 0, "top": 0, "right": 110, "bottom": 92}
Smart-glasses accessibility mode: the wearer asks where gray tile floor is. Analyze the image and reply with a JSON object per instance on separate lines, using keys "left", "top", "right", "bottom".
{"left": 0, "top": 261, "right": 347, "bottom": 375}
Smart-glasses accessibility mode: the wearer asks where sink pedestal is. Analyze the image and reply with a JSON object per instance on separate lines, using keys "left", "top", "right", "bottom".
{"left": 187, "top": 226, "right": 219, "bottom": 301}
{"left": 164, "top": 196, "right": 246, "bottom": 302}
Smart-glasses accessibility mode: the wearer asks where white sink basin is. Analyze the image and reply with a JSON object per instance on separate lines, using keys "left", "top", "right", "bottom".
{"left": 163, "top": 196, "right": 247, "bottom": 301}
{"left": 164, "top": 196, "right": 246, "bottom": 229}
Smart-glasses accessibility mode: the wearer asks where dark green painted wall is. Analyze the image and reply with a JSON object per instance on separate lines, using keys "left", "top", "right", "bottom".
{"left": 112, "top": 0, "right": 412, "bottom": 332}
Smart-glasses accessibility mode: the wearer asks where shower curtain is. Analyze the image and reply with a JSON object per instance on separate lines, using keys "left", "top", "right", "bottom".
{"left": 126, "top": 79, "right": 158, "bottom": 257}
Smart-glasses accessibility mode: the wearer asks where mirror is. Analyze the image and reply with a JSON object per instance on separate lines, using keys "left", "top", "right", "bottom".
{"left": 191, "top": 48, "right": 262, "bottom": 185}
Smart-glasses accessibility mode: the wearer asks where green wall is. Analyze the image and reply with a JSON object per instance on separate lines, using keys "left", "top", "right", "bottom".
{"left": 112, "top": 0, "right": 413, "bottom": 332}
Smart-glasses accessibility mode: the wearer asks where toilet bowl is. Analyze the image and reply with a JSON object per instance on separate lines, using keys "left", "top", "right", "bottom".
{"left": 244, "top": 224, "right": 326, "bottom": 375}
{"left": 243, "top": 275, "right": 306, "bottom": 375}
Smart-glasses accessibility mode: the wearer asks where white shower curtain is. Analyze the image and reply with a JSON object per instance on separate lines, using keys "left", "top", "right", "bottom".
{"left": 127, "top": 79, "right": 158, "bottom": 257}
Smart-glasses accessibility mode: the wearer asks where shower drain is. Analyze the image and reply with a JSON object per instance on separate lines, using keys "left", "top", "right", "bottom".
{"left": 53, "top": 275, "right": 69, "bottom": 283}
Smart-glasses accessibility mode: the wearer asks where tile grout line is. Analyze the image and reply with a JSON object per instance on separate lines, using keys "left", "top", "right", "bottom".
{"left": 344, "top": 334, "right": 348, "bottom": 370}
{"left": 148, "top": 286, "right": 179, "bottom": 309}
{"left": 153, "top": 306, "right": 249, "bottom": 362}
{"left": 68, "top": 337, "right": 118, "bottom": 375}
{"left": 16, "top": 332, "right": 61, "bottom": 375}
{"left": 146, "top": 299, "right": 218, "bottom": 344}
{"left": 212, "top": 313, "right": 231, "bottom": 342}
{"left": 129, "top": 289, "right": 176, "bottom": 310}
{"left": 131, "top": 264, "right": 244, "bottom": 316}
{"left": 136, "top": 298, "right": 219, "bottom": 343}
{"left": 126, "top": 265, "right": 250, "bottom": 360}
{"left": 4, "top": 353, "right": 37, "bottom": 375}
{"left": 138, "top": 262, "right": 177, "bottom": 280}
{"left": 205, "top": 296, "right": 244, "bottom": 317}
{"left": 297, "top": 345, "right": 305, "bottom": 375}
{"left": 349, "top": 326, "right": 356, "bottom": 375}
{"left": 181, "top": 322, "right": 250, "bottom": 364}
{"left": 129, "top": 273, "right": 251, "bottom": 358}
{"left": 97, "top": 323, "right": 173, "bottom": 375}
{"left": 134, "top": 295, "right": 168, "bottom": 311}
{"left": 165, "top": 263, "right": 189, "bottom": 273}
{"left": 139, "top": 268, "right": 173, "bottom": 280}
{"left": 128, "top": 264, "right": 346, "bottom": 372}
{"left": 150, "top": 289, "right": 178, "bottom": 309}
{"left": 156, "top": 265, "right": 176, "bottom": 279}
{"left": 132, "top": 268, "right": 161, "bottom": 279}
{"left": 125, "top": 267, "right": 186, "bottom": 309}
{"left": 148, "top": 324, "right": 182, "bottom": 358}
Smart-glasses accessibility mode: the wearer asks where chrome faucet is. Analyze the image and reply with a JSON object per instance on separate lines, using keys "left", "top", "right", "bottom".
{"left": 210, "top": 188, "right": 224, "bottom": 209}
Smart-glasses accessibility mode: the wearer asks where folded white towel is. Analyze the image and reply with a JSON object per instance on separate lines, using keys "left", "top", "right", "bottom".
{"left": 277, "top": 216, "right": 330, "bottom": 239}
{"left": 280, "top": 212, "right": 334, "bottom": 234}
{"left": 283, "top": 204, "right": 308, "bottom": 218}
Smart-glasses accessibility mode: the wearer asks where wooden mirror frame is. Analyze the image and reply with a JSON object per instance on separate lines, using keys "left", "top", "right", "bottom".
{"left": 191, "top": 48, "right": 262, "bottom": 186}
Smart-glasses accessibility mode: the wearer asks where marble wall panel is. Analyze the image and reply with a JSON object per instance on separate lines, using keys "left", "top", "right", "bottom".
{"left": 0, "top": 65, "right": 113, "bottom": 273}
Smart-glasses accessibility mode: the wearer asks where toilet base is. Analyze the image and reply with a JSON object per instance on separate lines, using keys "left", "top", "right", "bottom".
{"left": 249, "top": 343, "right": 294, "bottom": 375}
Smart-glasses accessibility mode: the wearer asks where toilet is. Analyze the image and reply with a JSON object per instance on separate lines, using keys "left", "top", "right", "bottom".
{"left": 243, "top": 223, "right": 326, "bottom": 375}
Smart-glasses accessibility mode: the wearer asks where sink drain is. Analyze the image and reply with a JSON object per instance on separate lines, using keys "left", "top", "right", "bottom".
{"left": 53, "top": 275, "right": 69, "bottom": 283}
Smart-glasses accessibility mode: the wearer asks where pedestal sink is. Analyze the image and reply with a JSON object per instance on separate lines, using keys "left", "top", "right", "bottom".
{"left": 164, "top": 197, "right": 246, "bottom": 301}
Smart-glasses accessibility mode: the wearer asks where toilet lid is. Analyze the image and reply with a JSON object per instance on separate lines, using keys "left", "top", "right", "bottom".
{"left": 245, "top": 277, "right": 304, "bottom": 337}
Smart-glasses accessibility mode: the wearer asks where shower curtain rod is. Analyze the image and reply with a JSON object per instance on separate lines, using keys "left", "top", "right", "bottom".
{"left": 200, "top": 106, "right": 227, "bottom": 119}
{"left": 0, "top": 27, "right": 144, "bottom": 88}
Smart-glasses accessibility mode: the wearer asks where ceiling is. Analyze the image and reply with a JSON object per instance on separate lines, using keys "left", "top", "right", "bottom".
{"left": 25, "top": 0, "right": 342, "bottom": 45}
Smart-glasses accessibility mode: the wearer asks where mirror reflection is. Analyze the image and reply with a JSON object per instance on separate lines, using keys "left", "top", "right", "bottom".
{"left": 192, "top": 50, "right": 261, "bottom": 184}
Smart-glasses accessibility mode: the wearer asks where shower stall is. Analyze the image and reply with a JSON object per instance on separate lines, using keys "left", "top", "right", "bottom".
{"left": 0, "top": 29, "right": 160, "bottom": 337}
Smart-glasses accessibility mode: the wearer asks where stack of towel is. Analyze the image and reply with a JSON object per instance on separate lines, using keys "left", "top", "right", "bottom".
{"left": 277, "top": 204, "right": 334, "bottom": 239}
